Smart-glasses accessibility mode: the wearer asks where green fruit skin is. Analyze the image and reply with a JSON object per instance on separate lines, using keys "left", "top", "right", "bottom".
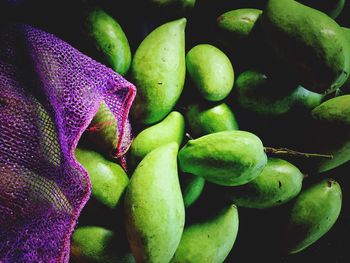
{"left": 131, "top": 18, "right": 186, "bottom": 124}
{"left": 130, "top": 111, "right": 185, "bottom": 166}
{"left": 124, "top": 143, "right": 185, "bottom": 263}
{"left": 186, "top": 44, "right": 234, "bottom": 101}
{"left": 71, "top": 226, "right": 135, "bottom": 263}
{"left": 178, "top": 131, "right": 267, "bottom": 186}
{"left": 298, "top": 0, "right": 345, "bottom": 19}
{"left": 225, "top": 158, "right": 303, "bottom": 209}
{"left": 151, "top": 0, "right": 196, "bottom": 9}
{"left": 186, "top": 102, "right": 238, "bottom": 137}
{"left": 86, "top": 8, "right": 131, "bottom": 76}
{"left": 171, "top": 205, "right": 239, "bottom": 263}
{"left": 217, "top": 8, "right": 262, "bottom": 39}
{"left": 310, "top": 95, "right": 350, "bottom": 172}
{"left": 75, "top": 147, "right": 129, "bottom": 209}
{"left": 234, "top": 70, "right": 323, "bottom": 115}
{"left": 341, "top": 27, "right": 350, "bottom": 94}
{"left": 283, "top": 179, "right": 342, "bottom": 254}
{"left": 180, "top": 173, "right": 206, "bottom": 208}
{"left": 261, "top": 0, "right": 350, "bottom": 93}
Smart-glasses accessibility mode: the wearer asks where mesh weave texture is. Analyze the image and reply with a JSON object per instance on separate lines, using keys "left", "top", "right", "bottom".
{"left": 0, "top": 23, "right": 136, "bottom": 262}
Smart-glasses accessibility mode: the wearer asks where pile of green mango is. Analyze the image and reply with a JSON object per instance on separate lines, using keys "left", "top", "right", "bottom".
{"left": 69, "top": 0, "right": 350, "bottom": 262}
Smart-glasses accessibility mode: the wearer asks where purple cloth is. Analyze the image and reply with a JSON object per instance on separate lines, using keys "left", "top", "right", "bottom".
{"left": 0, "top": 23, "right": 136, "bottom": 262}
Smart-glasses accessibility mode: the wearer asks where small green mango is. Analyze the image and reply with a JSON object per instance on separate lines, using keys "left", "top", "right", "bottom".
{"left": 178, "top": 131, "right": 267, "bottom": 186}
{"left": 186, "top": 44, "right": 234, "bottom": 101}
{"left": 282, "top": 179, "right": 342, "bottom": 254}
{"left": 186, "top": 102, "right": 238, "bottom": 137}
{"left": 261, "top": 0, "right": 350, "bottom": 93}
{"left": 171, "top": 205, "right": 239, "bottom": 263}
{"left": 180, "top": 173, "right": 205, "bottom": 208}
{"left": 75, "top": 147, "right": 129, "bottom": 209}
{"left": 71, "top": 226, "right": 135, "bottom": 263}
{"left": 124, "top": 143, "right": 185, "bottom": 263}
{"left": 217, "top": 8, "right": 262, "bottom": 39}
{"left": 129, "top": 111, "right": 185, "bottom": 166}
{"left": 224, "top": 158, "right": 303, "bottom": 209}
{"left": 84, "top": 8, "right": 131, "bottom": 76}
{"left": 85, "top": 101, "right": 119, "bottom": 157}
{"left": 297, "top": 0, "right": 345, "bottom": 19}
{"left": 131, "top": 18, "right": 186, "bottom": 124}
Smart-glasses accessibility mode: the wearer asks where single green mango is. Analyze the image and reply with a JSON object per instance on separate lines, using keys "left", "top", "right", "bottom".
{"left": 261, "top": 0, "right": 350, "bottom": 93}
{"left": 171, "top": 205, "right": 239, "bottom": 263}
{"left": 186, "top": 44, "right": 234, "bottom": 101}
{"left": 293, "top": 86, "right": 324, "bottom": 110}
{"left": 186, "top": 102, "right": 238, "bottom": 137}
{"left": 217, "top": 8, "right": 262, "bottom": 39}
{"left": 282, "top": 179, "right": 342, "bottom": 254}
{"left": 297, "top": 0, "right": 345, "bottom": 19}
{"left": 131, "top": 18, "right": 186, "bottom": 124}
{"left": 84, "top": 8, "right": 131, "bottom": 76}
{"left": 310, "top": 95, "right": 350, "bottom": 172}
{"left": 71, "top": 226, "right": 135, "bottom": 263}
{"left": 85, "top": 101, "right": 119, "bottom": 157}
{"left": 124, "top": 143, "right": 185, "bottom": 263}
{"left": 75, "top": 147, "right": 129, "bottom": 209}
{"left": 225, "top": 158, "right": 303, "bottom": 209}
{"left": 129, "top": 111, "right": 185, "bottom": 166}
{"left": 178, "top": 131, "right": 267, "bottom": 186}
{"left": 180, "top": 173, "right": 205, "bottom": 208}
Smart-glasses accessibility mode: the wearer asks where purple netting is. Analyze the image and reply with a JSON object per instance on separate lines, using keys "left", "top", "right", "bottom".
{"left": 0, "top": 23, "right": 136, "bottom": 262}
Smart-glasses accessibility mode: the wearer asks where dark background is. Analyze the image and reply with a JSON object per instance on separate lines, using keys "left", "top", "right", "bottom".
{"left": 1, "top": 0, "right": 350, "bottom": 262}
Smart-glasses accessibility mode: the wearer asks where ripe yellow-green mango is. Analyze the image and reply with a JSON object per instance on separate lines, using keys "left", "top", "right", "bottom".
{"left": 129, "top": 111, "right": 184, "bottom": 166}
{"left": 84, "top": 8, "right": 131, "bottom": 76}
{"left": 131, "top": 18, "right": 186, "bottom": 124}
{"left": 178, "top": 131, "right": 267, "bottom": 186}
{"left": 85, "top": 101, "right": 118, "bottom": 157}
{"left": 124, "top": 143, "right": 185, "bottom": 263}
{"left": 180, "top": 173, "right": 205, "bottom": 208}
{"left": 224, "top": 158, "right": 303, "bottom": 209}
{"left": 261, "top": 0, "right": 350, "bottom": 93}
{"left": 186, "top": 44, "right": 234, "bottom": 101}
{"left": 71, "top": 226, "right": 135, "bottom": 263}
{"left": 186, "top": 102, "right": 238, "bottom": 137}
{"left": 217, "top": 8, "right": 262, "bottom": 39}
{"left": 171, "top": 205, "right": 239, "bottom": 263}
{"left": 75, "top": 147, "right": 129, "bottom": 209}
{"left": 282, "top": 179, "right": 342, "bottom": 254}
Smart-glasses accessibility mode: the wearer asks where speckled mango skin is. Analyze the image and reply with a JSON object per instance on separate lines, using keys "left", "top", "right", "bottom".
{"left": 131, "top": 18, "right": 186, "bottom": 124}
{"left": 283, "top": 179, "right": 342, "bottom": 254}
{"left": 186, "top": 44, "right": 234, "bottom": 101}
{"left": 178, "top": 131, "right": 267, "bottom": 186}
{"left": 225, "top": 158, "right": 303, "bottom": 209}
{"left": 130, "top": 111, "right": 184, "bottom": 166}
{"left": 124, "top": 143, "right": 185, "bottom": 263}
{"left": 261, "top": 0, "right": 350, "bottom": 93}
{"left": 171, "top": 205, "right": 239, "bottom": 263}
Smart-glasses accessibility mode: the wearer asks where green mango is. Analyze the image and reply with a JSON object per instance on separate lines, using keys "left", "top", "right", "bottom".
{"left": 149, "top": 0, "right": 196, "bottom": 10}
{"left": 297, "top": 0, "right": 345, "bottom": 19}
{"left": 309, "top": 95, "right": 350, "bottom": 172}
{"left": 282, "top": 179, "right": 342, "bottom": 254}
{"left": 340, "top": 27, "right": 350, "bottom": 94}
{"left": 129, "top": 111, "right": 185, "bottom": 166}
{"left": 224, "top": 158, "right": 303, "bottom": 209}
{"left": 217, "top": 8, "right": 262, "bottom": 39}
{"left": 186, "top": 102, "right": 238, "bottom": 137}
{"left": 131, "top": 18, "right": 186, "bottom": 124}
{"left": 75, "top": 147, "right": 129, "bottom": 209}
{"left": 124, "top": 143, "right": 185, "bottom": 263}
{"left": 171, "top": 205, "right": 239, "bottom": 263}
{"left": 178, "top": 131, "right": 267, "bottom": 186}
{"left": 71, "top": 226, "right": 135, "bottom": 263}
{"left": 234, "top": 70, "right": 323, "bottom": 115}
{"left": 261, "top": 0, "right": 350, "bottom": 93}
{"left": 180, "top": 173, "right": 205, "bottom": 208}
{"left": 85, "top": 101, "right": 119, "bottom": 157}
{"left": 84, "top": 8, "right": 131, "bottom": 76}
{"left": 186, "top": 44, "right": 234, "bottom": 101}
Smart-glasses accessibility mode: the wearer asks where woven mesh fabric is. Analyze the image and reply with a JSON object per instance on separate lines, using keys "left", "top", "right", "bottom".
{"left": 0, "top": 23, "right": 136, "bottom": 262}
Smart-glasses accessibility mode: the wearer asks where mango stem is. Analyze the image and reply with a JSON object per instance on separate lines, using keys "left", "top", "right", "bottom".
{"left": 264, "top": 147, "right": 333, "bottom": 159}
